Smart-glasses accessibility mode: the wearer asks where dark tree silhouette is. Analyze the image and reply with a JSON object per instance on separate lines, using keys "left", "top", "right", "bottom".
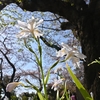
{"left": 0, "top": 0, "right": 100, "bottom": 99}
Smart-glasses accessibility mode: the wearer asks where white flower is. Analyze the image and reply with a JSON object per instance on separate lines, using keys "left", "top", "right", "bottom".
{"left": 16, "top": 16, "right": 43, "bottom": 39}
{"left": 6, "top": 82, "right": 24, "bottom": 92}
{"left": 51, "top": 78, "right": 65, "bottom": 91}
{"left": 56, "top": 43, "right": 86, "bottom": 68}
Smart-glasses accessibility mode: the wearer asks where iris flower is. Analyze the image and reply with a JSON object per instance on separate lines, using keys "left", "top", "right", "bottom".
{"left": 6, "top": 82, "right": 24, "bottom": 92}
{"left": 16, "top": 16, "right": 43, "bottom": 39}
{"left": 51, "top": 78, "right": 65, "bottom": 91}
{"left": 56, "top": 43, "right": 86, "bottom": 68}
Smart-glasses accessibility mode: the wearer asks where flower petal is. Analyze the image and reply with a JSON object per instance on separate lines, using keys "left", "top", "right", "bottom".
{"left": 6, "top": 82, "right": 24, "bottom": 92}
{"left": 34, "top": 30, "right": 43, "bottom": 38}
{"left": 74, "top": 52, "right": 86, "bottom": 60}
{"left": 36, "top": 19, "right": 43, "bottom": 27}
{"left": 17, "top": 30, "right": 31, "bottom": 38}
{"left": 61, "top": 43, "right": 72, "bottom": 51}
{"left": 17, "top": 20, "right": 27, "bottom": 29}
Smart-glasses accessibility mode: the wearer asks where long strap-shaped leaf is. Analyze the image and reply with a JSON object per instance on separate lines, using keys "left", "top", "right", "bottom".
{"left": 26, "top": 79, "right": 46, "bottom": 100}
{"left": 66, "top": 64, "right": 93, "bottom": 100}
{"left": 44, "top": 60, "right": 59, "bottom": 85}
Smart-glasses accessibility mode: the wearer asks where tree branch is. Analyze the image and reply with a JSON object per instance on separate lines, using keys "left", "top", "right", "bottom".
{"left": 0, "top": 50, "right": 16, "bottom": 82}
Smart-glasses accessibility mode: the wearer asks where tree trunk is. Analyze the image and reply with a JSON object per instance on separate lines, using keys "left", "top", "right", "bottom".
{"left": 80, "top": 1, "right": 100, "bottom": 99}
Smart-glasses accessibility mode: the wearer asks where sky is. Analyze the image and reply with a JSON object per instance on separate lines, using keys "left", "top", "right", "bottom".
{"left": 0, "top": 3, "right": 82, "bottom": 97}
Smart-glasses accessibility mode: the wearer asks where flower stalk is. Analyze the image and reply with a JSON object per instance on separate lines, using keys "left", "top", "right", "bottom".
{"left": 37, "top": 39, "right": 48, "bottom": 100}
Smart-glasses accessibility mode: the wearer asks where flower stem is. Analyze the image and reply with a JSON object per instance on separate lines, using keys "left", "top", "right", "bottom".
{"left": 37, "top": 39, "right": 48, "bottom": 100}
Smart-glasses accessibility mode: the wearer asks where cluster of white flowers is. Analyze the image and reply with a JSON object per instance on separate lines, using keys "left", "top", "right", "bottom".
{"left": 52, "top": 43, "right": 86, "bottom": 91}
{"left": 56, "top": 42, "right": 86, "bottom": 68}
{"left": 51, "top": 78, "right": 65, "bottom": 91}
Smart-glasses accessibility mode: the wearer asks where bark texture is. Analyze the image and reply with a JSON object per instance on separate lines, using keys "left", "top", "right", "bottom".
{"left": 81, "top": 1, "right": 100, "bottom": 99}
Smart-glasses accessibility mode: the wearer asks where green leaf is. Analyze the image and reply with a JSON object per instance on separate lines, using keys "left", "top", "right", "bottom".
{"left": 38, "top": 45, "right": 42, "bottom": 57}
{"left": 38, "top": 92, "right": 46, "bottom": 100}
{"left": 60, "top": 82, "right": 70, "bottom": 100}
{"left": 44, "top": 60, "right": 59, "bottom": 85}
{"left": 88, "top": 59, "right": 100, "bottom": 66}
{"left": 66, "top": 64, "right": 93, "bottom": 100}
{"left": 26, "top": 79, "right": 40, "bottom": 92}
{"left": 26, "top": 79, "right": 45, "bottom": 100}
{"left": 50, "top": 60, "right": 59, "bottom": 70}
{"left": 44, "top": 70, "right": 50, "bottom": 85}
{"left": 28, "top": 47, "right": 35, "bottom": 54}
{"left": 28, "top": 47, "right": 40, "bottom": 64}
{"left": 38, "top": 45, "right": 42, "bottom": 67}
{"left": 26, "top": 79, "right": 34, "bottom": 86}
